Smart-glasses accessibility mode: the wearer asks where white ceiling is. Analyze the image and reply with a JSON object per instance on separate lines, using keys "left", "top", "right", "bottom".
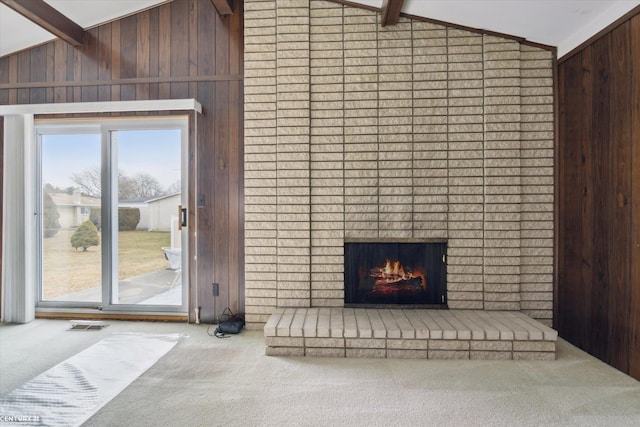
{"left": 0, "top": 0, "right": 639, "bottom": 58}
{"left": 355, "top": 0, "right": 640, "bottom": 57}
{"left": 0, "top": 0, "right": 168, "bottom": 57}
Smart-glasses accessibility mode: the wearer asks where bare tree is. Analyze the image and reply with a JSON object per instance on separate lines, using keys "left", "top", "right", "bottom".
{"left": 119, "top": 173, "right": 163, "bottom": 200}
{"left": 70, "top": 167, "right": 101, "bottom": 198}
{"left": 70, "top": 167, "right": 164, "bottom": 200}
{"left": 165, "top": 179, "right": 181, "bottom": 195}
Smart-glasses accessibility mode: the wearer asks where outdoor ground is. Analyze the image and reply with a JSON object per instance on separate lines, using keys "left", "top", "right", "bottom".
{"left": 42, "top": 229, "right": 170, "bottom": 300}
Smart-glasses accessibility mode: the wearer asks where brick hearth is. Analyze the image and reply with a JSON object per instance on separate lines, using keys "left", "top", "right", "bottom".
{"left": 265, "top": 308, "right": 556, "bottom": 360}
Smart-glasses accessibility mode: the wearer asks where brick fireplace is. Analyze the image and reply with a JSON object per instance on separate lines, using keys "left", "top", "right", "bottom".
{"left": 244, "top": 0, "right": 554, "bottom": 329}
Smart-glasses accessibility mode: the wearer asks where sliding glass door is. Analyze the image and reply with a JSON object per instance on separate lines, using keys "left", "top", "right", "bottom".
{"left": 36, "top": 118, "right": 188, "bottom": 313}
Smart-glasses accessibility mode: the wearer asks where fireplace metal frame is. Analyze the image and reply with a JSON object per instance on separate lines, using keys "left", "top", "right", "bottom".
{"left": 344, "top": 239, "right": 448, "bottom": 309}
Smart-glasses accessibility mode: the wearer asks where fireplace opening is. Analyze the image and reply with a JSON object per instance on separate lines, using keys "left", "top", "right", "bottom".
{"left": 344, "top": 241, "right": 447, "bottom": 307}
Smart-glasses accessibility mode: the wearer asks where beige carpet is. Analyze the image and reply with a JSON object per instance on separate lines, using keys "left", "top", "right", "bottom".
{"left": 1, "top": 319, "right": 639, "bottom": 426}
{"left": 0, "top": 332, "right": 181, "bottom": 426}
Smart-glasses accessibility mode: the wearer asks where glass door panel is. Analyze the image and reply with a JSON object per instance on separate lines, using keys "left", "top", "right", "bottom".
{"left": 40, "top": 133, "right": 102, "bottom": 303}
{"left": 111, "top": 129, "right": 183, "bottom": 306}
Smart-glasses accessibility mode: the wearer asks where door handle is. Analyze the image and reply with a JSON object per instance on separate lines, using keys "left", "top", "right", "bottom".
{"left": 178, "top": 205, "right": 187, "bottom": 230}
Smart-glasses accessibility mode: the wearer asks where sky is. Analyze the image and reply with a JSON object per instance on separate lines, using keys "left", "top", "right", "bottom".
{"left": 41, "top": 129, "right": 182, "bottom": 191}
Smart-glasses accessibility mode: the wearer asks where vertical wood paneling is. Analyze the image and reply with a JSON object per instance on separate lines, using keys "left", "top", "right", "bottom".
{"left": 228, "top": 79, "right": 242, "bottom": 313}
{"left": 188, "top": 0, "right": 198, "bottom": 99}
{"left": 609, "top": 22, "right": 632, "bottom": 372}
{"left": 65, "top": 43, "right": 74, "bottom": 102}
{"left": 81, "top": 30, "right": 99, "bottom": 102}
{"left": 197, "top": 0, "right": 215, "bottom": 74}
{"left": 45, "top": 44, "right": 54, "bottom": 102}
{"left": 158, "top": 4, "right": 171, "bottom": 99}
{"left": 17, "top": 51, "right": 30, "bottom": 103}
{"left": 558, "top": 52, "right": 588, "bottom": 348}
{"left": 120, "top": 15, "right": 137, "bottom": 101}
{"left": 0, "top": 58, "right": 8, "bottom": 104}
{"left": 195, "top": 0, "right": 216, "bottom": 322}
{"left": 196, "top": 80, "right": 215, "bottom": 322}
{"left": 214, "top": 80, "right": 230, "bottom": 317}
{"left": 148, "top": 7, "right": 160, "bottom": 100}
{"left": 229, "top": 0, "right": 243, "bottom": 75}
{"left": 72, "top": 45, "right": 81, "bottom": 101}
{"left": 0, "top": 0, "right": 244, "bottom": 324}
{"left": 630, "top": 13, "right": 640, "bottom": 380}
{"left": 558, "top": 10, "right": 640, "bottom": 380}
{"left": 54, "top": 40, "right": 66, "bottom": 103}
{"left": 110, "top": 20, "right": 121, "bottom": 102}
{"left": 589, "top": 34, "right": 611, "bottom": 362}
{"left": 136, "top": 10, "right": 151, "bottom": 100}
{"left": 579, "top": 47, "right": 594, "bottom": 352}
{"left": 170, "top": 0, "right": 189, "bottom": 99}
{"left": 8, "top": 55, "right": 17, "bottom": 103}
{"left": 215, "top": 12, "right": 230, "bottom": 75}
{"left": 212, "top": 4, "right": 232, "bottom": 318}
{"left": 230, "top": 0, "right": 244, "bottom": 312}
{"left": 226, "top": 0, "right": 243, "bottom": 312}
{"left": 29, "top": 45, "right": 47, "bottom": 103}
{"left": 97, "top": 25, "right": 112, "bottom": 102}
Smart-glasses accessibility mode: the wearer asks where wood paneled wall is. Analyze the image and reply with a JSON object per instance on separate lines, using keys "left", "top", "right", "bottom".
{"left": 557, "top": 11, "right": 640, "bottom": 380}
{"left": 0, "top": 0, "right": 244, "bottom": 323}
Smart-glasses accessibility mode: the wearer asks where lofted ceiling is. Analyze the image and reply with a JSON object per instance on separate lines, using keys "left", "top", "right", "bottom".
{"left": 0, "top": 0, "right": 639, "bottom": 59}
{"left": 0, "top": 0, "right": 170, "bottom": 57}
{"left": 354, "top": 0, "right": 640, "bottom": 57}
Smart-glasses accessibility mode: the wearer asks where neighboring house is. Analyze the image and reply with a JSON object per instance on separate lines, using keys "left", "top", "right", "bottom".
{"left": 146, "top": 193, "right": 181, "bottom": 232}
{"left": 49, "top": 191, "right": 100, "bottom": 229}
{"left": 119, "top": 197, "right": 151, "bottom": 230}
{"left": 51, "top": 191, "right": 177, "bottom": 231}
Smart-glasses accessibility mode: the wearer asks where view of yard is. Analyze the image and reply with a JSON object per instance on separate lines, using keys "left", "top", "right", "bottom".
{"left": 42, "top": 229, "right": 171, "bottom": 300}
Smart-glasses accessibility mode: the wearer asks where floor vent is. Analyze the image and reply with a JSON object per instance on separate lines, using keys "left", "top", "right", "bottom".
{"left": 68, "top": 320, "right": 109, "bottom": 331}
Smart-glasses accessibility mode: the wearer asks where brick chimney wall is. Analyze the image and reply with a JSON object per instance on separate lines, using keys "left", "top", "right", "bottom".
{"left": 244, "top": 0, "right": 554, "bottom": 328}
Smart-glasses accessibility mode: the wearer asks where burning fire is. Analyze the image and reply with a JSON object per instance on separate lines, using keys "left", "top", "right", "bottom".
{"left": 370, "top": 259, "right": 425, "bottom": 288}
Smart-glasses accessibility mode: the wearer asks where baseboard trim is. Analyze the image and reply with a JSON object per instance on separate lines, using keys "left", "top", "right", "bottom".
{"left": 36, "top": 311, "right": 188, "bottom": 322}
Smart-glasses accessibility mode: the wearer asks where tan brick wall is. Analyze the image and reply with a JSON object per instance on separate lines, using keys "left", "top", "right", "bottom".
{"left": 482, "top": 36, "right": 521, "bottom": 312}
{"left": 519, "top": 45, "right": 554, "bottom": 325}
{"left": 244, "top": 0, "right": 554, "bottom": 327}
{"left": 310, "top": 1, "right": 344, "bottom": 307}
{"left": 245, "top": 0, "right": 278, "bottom": 324}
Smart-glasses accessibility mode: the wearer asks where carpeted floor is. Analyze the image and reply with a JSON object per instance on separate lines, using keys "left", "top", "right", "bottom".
{"left": 1, "top": 319, "right": 639, "bottom": 426}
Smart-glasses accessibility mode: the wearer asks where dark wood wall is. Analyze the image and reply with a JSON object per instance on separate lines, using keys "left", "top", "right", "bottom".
{"left": 0, "top": 0, "right": 244, "bottom": 323}
{"left": 557, "top": 11, "right": 640, "bottom": 380}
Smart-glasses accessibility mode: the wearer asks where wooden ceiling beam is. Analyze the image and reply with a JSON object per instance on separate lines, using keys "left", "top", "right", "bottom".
{"left": 0, "top": 0, "right": 85, "bottom": 46}
{"left": 380, "top": 0, "right": 404, "bottom": 27}
{"left": 209, "top": 0, "right": 233, "bottom": 16}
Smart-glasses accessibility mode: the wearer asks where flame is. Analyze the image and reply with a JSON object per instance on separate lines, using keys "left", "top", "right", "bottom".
{"left": 380, "top": 259, "right": 407, "bottom": 280}
{"left": 370, "top": 259, "right": 425, "bottom": 288}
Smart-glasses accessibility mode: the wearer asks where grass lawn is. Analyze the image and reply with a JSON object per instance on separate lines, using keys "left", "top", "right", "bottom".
{"left": 43, "top": 229, "right": 170, "bottom": 300}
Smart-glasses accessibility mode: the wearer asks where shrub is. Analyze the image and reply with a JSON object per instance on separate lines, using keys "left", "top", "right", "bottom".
{"left": 118, "top": 208, "right": 140, "bottom": 231}
{"left": 90, "top": 208, "right": 101, "bottom": 230}
{"left": 43, "top": 191, "right": 61, "bottom": 238}
{"left": 71, "top": 220, "right": 100, "bottom": 251}
{"left": 88, "top": 207, "right": 141, "bottom": 231}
